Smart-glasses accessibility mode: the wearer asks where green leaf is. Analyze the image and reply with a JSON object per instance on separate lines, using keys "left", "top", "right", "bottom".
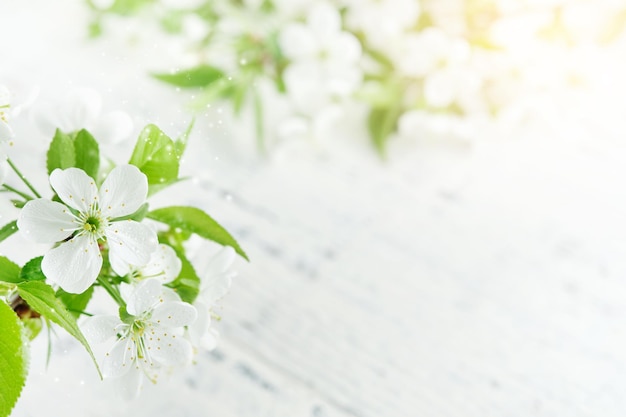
{"left": 232, "top": 80, "right": 249, "bottom": 116}
{"left": 146, "top": 178, "right": 186, "bottom": 197}
{"left": 0, "top": 221, "right": 18, "bottom": 243}
{"left": 57, "top": 287, "right": 94, "bottom": 318}
{"left": 368, "top": 105, "right": 403, "bottom": 157}
{"left": 160, "top": 11, "right": 185, "bottom": 34}
{"left": 175, "top": 118, "right": 195, "bottom": 158}
{"left": 189, "top": 77, "right": 235, "bottom": 112}
{"left": 152, "top": 65, "right": 225, "bottom": 88}
{"left": 0, "top": 301, "right": 29, "bottom": 417}
{"left": 87, "top": 20, "right": 103, "bottom": 38}
{"left": 158, "top": 227, "right": 192, "bottom": 251}
{"left": 0, "top": 256, "right": 20, "bottom": 284}
{"left": 148, "top": 206, "right": 248, "bottom": 261}
{"left": 129, "top": 124, "right": 180, "bottom": 195}
{"left": 113, "top": 202, "right": 150, "bottom": 222}
{"left": 73, "top": 129, "right": 100, "bottom": 181}
{"left": 19, "top": 257, "right": 46, "bottom": 282}
{"left": 22, "top": 317, "right": 42, "bottom": 341}
{"left": 252, "top": 87, "right": 265, "bottom": 153}
{"left": 105, "top": 0, "right": 156, "bottom": 15}
{"left": 366, "top": 48, "right": 394, "bottom": 71}
{"left": 166, "top": 246, "right": 200, "bottom": 304}
{"left": 17, "top": 281, "right": 102, "bottom": 378}
{"left": 46, "top": 129, "right": 76, "bottom": 175}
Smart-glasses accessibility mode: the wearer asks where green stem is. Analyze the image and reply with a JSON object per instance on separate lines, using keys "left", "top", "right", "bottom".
{"left": 96, "top": 276, "right": 125, "bottom": 307}
{"left": 7, "top": 158, "right": 42, "bottom": 198}
{"left": 252, "top": 86, "right": 265, "bottom": 154}
{"left": 2, "top": 184, "right": 34, "bottom": 201}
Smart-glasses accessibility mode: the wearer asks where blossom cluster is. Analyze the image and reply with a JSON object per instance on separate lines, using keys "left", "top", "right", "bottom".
{"left": 86, "top": 0, "right": 626, "bottom": 153}
{"left": 0, "top": 86, "right": 15, "bottom": 185}
{"left": 0, "top": 84, "right": 246, "bottom": 407}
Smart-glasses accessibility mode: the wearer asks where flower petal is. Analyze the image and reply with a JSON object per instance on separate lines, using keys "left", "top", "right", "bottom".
{"left": 0, "top": 120, "right": 13, "bottom": 142}
{"left": 92, "top": 111, "right": 133, "bottom": 145}
{"left": 61, "top": 88, "right": 102, "bottom": 132}
{"left": 308, "top": 2, "right": 341, "bottom": 41}
{"left": 201, "top": 328, "right": 219, "bottom": 351}
{"left": 99, "top": 165, "right": 148, "bottom": 218}
{"left": 102, "top": 337, "right": 134, "bottom": 379}
{"left": 106, "top": 220, "right": 158, "bottom": 268}
{"left": 0, "top": 85, "right": 11, "bottom": 106}
{"left": 0, "top": 146, "right": 8, "bottom": 186}
{"left": 41, "top": 234, "right": 103, "bottom": 293}
{"left": 17, "top": 199, "right": 77, "bottom": 243}
{"left": 152, "top": 301, "right": 197, "bottom": 328}
{"left": 279, "top": 23, "right": 316, "bottom": 60}
{"left": 146, "top": 329, "right": 193, "bottom": 367}
{"left": 196, "top": 246, "right": 235, "bottom": 302}
{"left": 0, "top": 157, "right": 6, "bottom": 187}
{"left": 187, "top": 300, "right": 210, "bottom": 348}
{"left": 125, "top": 278, "right": 161, "bottom": 316}
{"left": 82, "top": 315, "right": 121, "bottom": 344}
{"left": 328, "top": 32, "right": 361, "bottom": 64}
{"left": 161, "top": 286, "right": 182, "bottom": 302}
{"left": 140, "top": 244, "right": 182, "bottom": 284}
{"left": 109, "top": 252, "right": 131, "bottom": 277}
{"left": 198, "top": 246, "right": 235, "bottom": 277}
{"left": 114, "top": 366, "right": 143, "bottom": 400}
{"left": 50, "top": 167, "right": 98, "bottom": 212}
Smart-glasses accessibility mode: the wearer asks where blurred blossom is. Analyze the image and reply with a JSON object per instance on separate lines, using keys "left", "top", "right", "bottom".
{"left": 390, "top": 28, "right": 471, "bottom": 78}
{"left": 32, "top": 87, "right": 133, "bottom": 144}
{"left": 0, "top": 85, "right": 13, "bottom": 186}
{"left": 280, "top": 2, "right": 362, "bottom": 115}
{"left": 160, "top": 0, "right": 205, "bottom": 9}
{"left": 0, "top": 86, "right": 14, "bottom": 142}
{"left": 87, "top": 0, "right": 626, "bottom": 152}
{"left": 343, "top": 0, "right": 421, "bottom": 48}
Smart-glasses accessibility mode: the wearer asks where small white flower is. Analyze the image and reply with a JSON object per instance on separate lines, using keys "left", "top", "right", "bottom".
{"left": 390, "top": 28, "right": 471, "bottom": 79}
{"left": 342, "top": 0, "right": 420, "bottom": 49}
{"left": 0, "top": 147, "right": 7, "bottom": 187}
{"left": 83, "top": 279, "right": 197, "bottom": 398}
{"left": 279, "top": 2, "right": 362, "bottom": 114}
{"left": 33, "top": 87, "right": 133, "bottom": 144}
{"left": 0, "top": 86, "right": 13, "bottom": 187}
{"left": 187, "top": 246, "right": 236, "bottom": 350}
{"left": 112, "top": 243, "right": 182, "bottom": 284}
{"left": 17, "top": 165, "right": 158, "bottom": 293}
{"left": 0, "top": 85, "right": 14, "bottom": 143}
{"left": 276, "top": 104, "right": 344, "bottom": 144}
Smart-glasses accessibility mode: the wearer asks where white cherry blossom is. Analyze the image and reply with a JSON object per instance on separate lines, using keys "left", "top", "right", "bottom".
{"left": 390, "top": 28, "right": 471, "bottom": 79}
{"left": 17, "top": 165, "right": 158, "bottom": 293}
{"left": 0, "top": 86, "right": 13, "bottom": 186}
{"left": 112, "top": 243, "right": 182, "bottom": 284}
{"left": 0, "top": 86, "right": 14, "bottom": 143}
{"left": 279, "top": 2, "right": 362, "bottom": 115}
{"left": 342, "top": 0, "right": 420, "bottom": 49}
{"left": 82, "top": 279, "right": 197, "bottom": 398}
{"left": 187, "top": 246, "right": 236, "bottom": 350}
{"left": 0, "top": 147, "right": 7, "bottom": 187}
{"left": 32, "top": 87, "right": 133, "bottom": 144}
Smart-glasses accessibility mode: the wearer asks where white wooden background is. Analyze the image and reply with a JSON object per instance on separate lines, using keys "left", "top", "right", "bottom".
{"left": 3, "top": 1, "right": 626, "bottom": 416}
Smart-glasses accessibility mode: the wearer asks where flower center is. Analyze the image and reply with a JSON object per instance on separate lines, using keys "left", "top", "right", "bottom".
{"left": 0, "top": 104, "right": 9, "bottom": 123}
{"left": 77, "top": 208, "right": 107, "bottom": 239}
{"left": 83, "top": 215, "right": 101, "bottom": 232}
